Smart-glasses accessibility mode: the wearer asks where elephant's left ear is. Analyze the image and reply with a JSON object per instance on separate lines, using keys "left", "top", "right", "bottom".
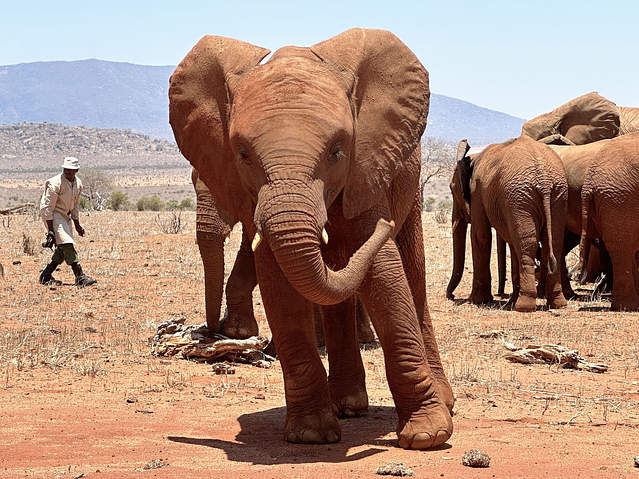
{"left": 311, "top": 29, "right": 429, "bottom": 219}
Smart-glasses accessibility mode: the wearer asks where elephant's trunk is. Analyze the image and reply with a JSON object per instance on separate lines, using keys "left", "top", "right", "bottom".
{"left": 446, "top": 203, "right": 468, "bottom": 299}
{"left": 256, "top": 183, "right": 393, "bottom": 306}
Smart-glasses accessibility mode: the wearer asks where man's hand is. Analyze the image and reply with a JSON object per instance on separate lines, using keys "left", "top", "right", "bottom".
{"left": 42, "top": 231, "right": 55, "bottom": 249}
{"left": 76, "top": 224, "right": 85, "bottom": 237}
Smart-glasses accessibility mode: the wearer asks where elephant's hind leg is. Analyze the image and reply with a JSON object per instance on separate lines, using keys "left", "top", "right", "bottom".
{"left": 608, "top": 245, "right": 639, "bottom": 311}
{"left": 360, "top": 238, "right": 452, "bottom": 450}
{"left": 396, "top": 197, "right": 454, "bottom": 414}
{"left": 254, "top": 244, "right": 339, "bottom": 444}
{"left": 321, "top": 297, "right": 369, "bottom": 418}
{"left": 220, "top": 227, "right": 259, "bottom": 339}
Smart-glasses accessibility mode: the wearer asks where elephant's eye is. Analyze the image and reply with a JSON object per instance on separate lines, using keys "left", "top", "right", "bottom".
{"left": 236, "top": 146, "right": 251, "bottom": 165}
{"left": 329, "top": 144, "right": 345, "bottom": 162}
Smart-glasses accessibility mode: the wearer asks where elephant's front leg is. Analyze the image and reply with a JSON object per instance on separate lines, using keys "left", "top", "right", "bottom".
{"left": 196, "top": 232, "right": 226, "bottom": 333}
{"left": 396, "top": 197, "right": 454, "bottom": 414}
{"left": 360, "top": 240, "right": 452, "bottom": 450}
{"left": 321, "top": 297, "right": 368, "bottom": 417}
{"left": 254, "top": 243, "right": 339, "bottom": 444}
{"left": 220, "top": 227, "right": 258, "bottom": 339}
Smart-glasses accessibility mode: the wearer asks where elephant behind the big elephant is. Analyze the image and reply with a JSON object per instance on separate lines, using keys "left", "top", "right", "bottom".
{"left": 579, "top": 132, "right": 639, "bottom": 310}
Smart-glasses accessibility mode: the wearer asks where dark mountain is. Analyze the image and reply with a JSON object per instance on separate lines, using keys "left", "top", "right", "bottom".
{"left": 0, "top": 59, "right": 524, "bottom": 144}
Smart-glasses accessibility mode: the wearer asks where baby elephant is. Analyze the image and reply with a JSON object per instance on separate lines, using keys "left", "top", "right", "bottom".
{"left": 449, "top": 135, "right": 568, "bottom": 312}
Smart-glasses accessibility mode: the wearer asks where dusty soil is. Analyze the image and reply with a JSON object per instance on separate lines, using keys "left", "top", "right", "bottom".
{"left": 1, "top": 211, "right": 638, "bottom": 478}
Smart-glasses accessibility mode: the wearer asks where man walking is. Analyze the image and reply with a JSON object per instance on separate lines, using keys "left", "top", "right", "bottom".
{"left": 39, "top": 156, "right": 96, "bottom": 286}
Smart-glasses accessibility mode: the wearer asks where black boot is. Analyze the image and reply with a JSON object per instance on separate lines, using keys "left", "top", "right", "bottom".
{"left": 39, "top": 263, "right": 62, "bottom": 285}
{"left": 71, "top": 263, "right": 97, "bottom": 287}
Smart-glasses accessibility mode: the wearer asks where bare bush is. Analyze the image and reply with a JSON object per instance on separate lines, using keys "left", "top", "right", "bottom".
{"left": 80, "top": 168, "right": 112, "bottom": 210}
{"left": 420, "top": 137, "right": 456, "bottom": 210}
{"left": 155, "top": 211, "right": 184, "bottom": 234}
{"left": 434, "top": 207, "right": 450, "bottom": 224}
{"left": 22, "top": 232, "right": 38, "bottom": 255}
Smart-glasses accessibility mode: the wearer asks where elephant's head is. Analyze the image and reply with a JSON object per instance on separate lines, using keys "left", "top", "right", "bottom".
{"left": 446, "top": 139, "right": 473, "bottom": 299}
{"left": 169, "top": 29, "right": 428, "bottom": 305}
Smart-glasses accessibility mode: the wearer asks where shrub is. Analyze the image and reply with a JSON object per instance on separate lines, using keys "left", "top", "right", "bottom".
{"left": 22, "top": 232, "right": 38, "bottom": 255}
{"left": 155, "top": 211, "right": 183, "bottom": 234}
{"left": 179, "top": 198, "right": 194, "bottom": 210}
{"left": 107, "top": 191, "right": 130, "bottom": 211}
{"left": 78, "top": 196, "right": 90, "bottom": 210}
{"left": 166, "top": 200, "right": 180, "bottom": 210}
{"left": 136, "top": 196, "right": 165, "bottom": 211}
{"left": 423, "top": 196, "right": 436, "bottom": 212}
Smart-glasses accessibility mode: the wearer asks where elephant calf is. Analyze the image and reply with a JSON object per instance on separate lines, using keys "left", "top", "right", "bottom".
{"left": 579, "top": 132, "right": 639, "bottom": 310}
{"left": 448, "top": 136, "right": 568, "bottom": 312}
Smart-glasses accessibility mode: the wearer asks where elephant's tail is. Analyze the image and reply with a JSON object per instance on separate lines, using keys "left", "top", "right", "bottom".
{"left": 541, "top": 191, "right": 558, "bottom": 275}
{"left": 578, "top": 170, "right": 595, "bottom": 282}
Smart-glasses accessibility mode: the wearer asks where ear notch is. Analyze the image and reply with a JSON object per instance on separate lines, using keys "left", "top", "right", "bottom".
{"left": 169, "top": 36, "right": 270, "bottom": 220}
{"left": 311, "top": 29, "right": 429, "bottom": 219}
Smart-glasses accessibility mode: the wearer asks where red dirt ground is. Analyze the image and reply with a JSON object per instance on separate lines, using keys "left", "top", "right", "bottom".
{"left": 1, "top": 211, "right": 638, "bottom": 478}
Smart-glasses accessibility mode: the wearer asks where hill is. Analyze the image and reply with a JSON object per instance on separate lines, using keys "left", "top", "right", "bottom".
{"left": 0, "top": 59, "right": 524, "bottom": 144}
{"left": 0, "top": 122, "right": 183, "bottom": 180}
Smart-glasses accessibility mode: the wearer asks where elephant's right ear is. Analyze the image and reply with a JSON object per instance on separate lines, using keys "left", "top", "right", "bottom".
{"left": 169, "top": 36, "right": 270, "bottom": 219}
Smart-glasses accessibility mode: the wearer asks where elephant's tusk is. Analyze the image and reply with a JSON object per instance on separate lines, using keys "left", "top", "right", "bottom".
{"left": 251, "top": 232, "right": 262, "bottom": 252}
{"left": 321, "top": 228, "right": 329, "bottom": 245}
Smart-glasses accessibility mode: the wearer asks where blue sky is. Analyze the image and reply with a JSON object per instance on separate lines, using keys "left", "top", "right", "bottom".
{"left": 3, "top": 0, "right": 637, "bottom": 119}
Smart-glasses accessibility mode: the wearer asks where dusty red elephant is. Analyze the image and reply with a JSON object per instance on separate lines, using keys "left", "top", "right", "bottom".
{"left": 448, "top": 136, "right": 568, "bottom": 312}
{"left": 579, "top": 132, "right": 639, "bottom": 310}
{"left": 169, "top": 29, "right": 453, "bottom": 449}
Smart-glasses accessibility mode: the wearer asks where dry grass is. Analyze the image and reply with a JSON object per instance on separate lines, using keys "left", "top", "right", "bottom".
{"left": 0, "top": 209, "right": 638, "bottom": 476}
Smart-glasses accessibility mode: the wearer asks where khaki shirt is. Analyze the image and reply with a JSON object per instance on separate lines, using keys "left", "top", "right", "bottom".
{"left": 40, "top": 173, "right": 83, "bottom": 245}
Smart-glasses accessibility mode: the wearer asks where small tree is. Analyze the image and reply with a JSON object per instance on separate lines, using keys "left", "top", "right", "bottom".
{"left": 179, "top": 198, "right": 194, "bottom": 210}
{"left": 137, "top": 196, "right": 165, "bottom": 211}
{"left": 420, "top": 137, "right": 456, "bottom": 210}
{"left": 80, "top": 168, "right": 112, "bottom": 210}
{"left": 107, "top": 191, "right": 130, "bottom": 211}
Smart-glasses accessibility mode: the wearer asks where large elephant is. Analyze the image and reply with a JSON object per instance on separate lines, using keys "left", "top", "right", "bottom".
{"left": 169, "top": 29, "right": 453, "bottom": 449}
{"left": 579, "top": 132, "right": 639, "bottom": 310}
{"left": 448, "top": 136, "right": 568, "bottom": 312}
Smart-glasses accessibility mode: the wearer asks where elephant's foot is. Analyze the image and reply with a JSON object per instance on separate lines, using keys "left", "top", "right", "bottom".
{"left": 330, "top": 378, "right": 368, "bottom": 418}
{"left": 284, "top": 406, "right": 341, "bottom": 444}
{"left": 562, "top": 284, "right": 576, "bottom": 300}
{"left": 547, "top": 293, "right": 567, "bottom": 310}
{"left": 219, "top": 309, "right": 259, "bottom": 339}
{"left": 396, "top": 397, "right": 453, "bottom": 450}
{"left": 611, "top": 298, "right": 639, "bottom": 312}
{"left": 514, "top": 294, "right": 537, "bottom": 313}
{"left": 469, "top": 289, "right": 493, "bottom": 305}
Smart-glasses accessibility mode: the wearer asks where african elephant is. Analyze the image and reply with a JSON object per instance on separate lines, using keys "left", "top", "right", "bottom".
{"left": 579, "top": 132, "right": 639, "bottom": 310}
{"left": 546, "top": 140, "right": 612, "bottom": 295}
{"left": 169, "top": 29, "right": 453, "bottom": 449}
{"left": 448, "top": 136, "right": 568, "bottom": 312}
{"left": 192, "top": 168, "right": 258, "bottom": 339}
{"left": 522, "top": 92, "right": 639, "bottom": 145}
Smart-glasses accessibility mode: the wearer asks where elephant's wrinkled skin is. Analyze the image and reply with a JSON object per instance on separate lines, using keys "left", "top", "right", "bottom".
{"left": 169, "top": 29, "right": 453, "bottom": 449}
{"left": 580, "top": 132, "right": 639, "bottom": 310}
{"left": 448, "top": 136, "right": 568, "bottom": 312}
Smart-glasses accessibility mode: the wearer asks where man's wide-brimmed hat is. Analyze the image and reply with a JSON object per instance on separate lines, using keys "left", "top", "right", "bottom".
{"left": 61, "top": 157, "right": 80, "bottom": 170}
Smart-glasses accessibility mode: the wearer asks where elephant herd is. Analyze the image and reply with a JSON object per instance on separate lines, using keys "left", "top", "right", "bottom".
{"left": 167, "top": 29, "right": 638, "bottom": 450}
{"left": 448, "top": 92, "right": 639, "bottom": 312}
